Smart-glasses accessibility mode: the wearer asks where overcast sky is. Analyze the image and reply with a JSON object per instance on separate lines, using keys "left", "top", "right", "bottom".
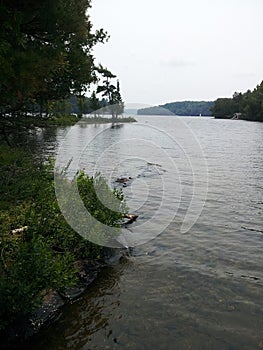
{"left": 90, "top": 0, "right": 263, "bottom": 106}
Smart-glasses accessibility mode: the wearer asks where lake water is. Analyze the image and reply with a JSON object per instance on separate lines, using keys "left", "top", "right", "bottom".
{"left": 27, "top": 116, "right": 263, "bottom": 349}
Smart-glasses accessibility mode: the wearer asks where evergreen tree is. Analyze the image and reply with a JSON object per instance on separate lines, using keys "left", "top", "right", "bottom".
{"left": 96, "top": 67, "right": 124, "bottom": 118}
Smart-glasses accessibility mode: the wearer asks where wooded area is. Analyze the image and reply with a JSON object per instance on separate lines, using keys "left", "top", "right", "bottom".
{"left": 0, "top": 0, "right": 123, "bottom": 126}
{"left": 0, "top": 1, "right": 126, "bottom": 338}
{"left": 211, "top": 81, "right": 263, "bottom": 121}
{"left": 137, "top": 101, "right": 214, "bottom": 116}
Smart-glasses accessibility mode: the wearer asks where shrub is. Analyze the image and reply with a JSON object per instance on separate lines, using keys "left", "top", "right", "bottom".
{"left": 0, "top": 145, "right": 126, "bottom": 330}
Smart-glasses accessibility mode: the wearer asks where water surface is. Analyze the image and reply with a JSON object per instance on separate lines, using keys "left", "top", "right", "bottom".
{"left": 27, "top": 116, "right": 263, "bottom": 349}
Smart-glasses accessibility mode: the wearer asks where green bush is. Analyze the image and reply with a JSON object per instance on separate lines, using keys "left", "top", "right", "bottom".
{"left": 0, "top": 236, "right": 76, "bottom": 330}
{"left": 0, "top": 145, "right": 127, "bottom": 330}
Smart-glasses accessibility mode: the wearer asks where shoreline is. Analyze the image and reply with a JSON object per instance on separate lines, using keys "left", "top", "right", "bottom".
{"left": 0, "top": 248, "right": 128, "bottom": 350}
{"left": 0, "top": 138, "right": 131, "bottom": 348}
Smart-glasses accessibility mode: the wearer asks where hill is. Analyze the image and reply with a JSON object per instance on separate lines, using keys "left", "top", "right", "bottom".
{"left": 137, "top": 101, "right": 214, "bottom": 116}
{"left": 137, "top": 106, "right": 174, "bottom": 115}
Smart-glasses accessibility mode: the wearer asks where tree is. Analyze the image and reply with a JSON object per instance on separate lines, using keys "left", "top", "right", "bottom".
{"left": 109, "top": 80, "right": 124, "bottom": 118}
{"left": 96, "top": 66, "right": 124, "bottom": 118}
{"left": 90, "top": 91, "right": 101, "bottom": 116}
{"left": 96, "top": 65, "right": 117, "bottom": 102}
{"left": 211, "top": 98, "right": 239, "bottom": 118}
{"left": 211, "top": 81, "right": 263, "bottom": 121}
{"left": 77, "top": 95, "right": 88, "bottom": 118}
{"left": 0, "top": 0, "right": 108, "bottom": 118}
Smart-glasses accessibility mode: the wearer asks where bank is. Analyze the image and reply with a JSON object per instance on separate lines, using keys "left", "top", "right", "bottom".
{"left": 0, "top": 116, "right": 135, "bottom": 348}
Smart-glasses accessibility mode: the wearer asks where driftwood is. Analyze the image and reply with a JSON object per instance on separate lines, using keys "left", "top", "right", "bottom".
{"left": 0, "top": 225, "right": 28, "bottom": 271}
{"left": 10, "top": 226, "right": 28, "bottom": 235}
{"left": 123, "top": 214, "right": 138, "bottom": 225}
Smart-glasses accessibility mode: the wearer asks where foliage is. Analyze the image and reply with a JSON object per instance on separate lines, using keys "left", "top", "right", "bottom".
{"left": 0, "top": 0, "right": 107, "bottom": 117}
{"left": 0, "top": 145, "right": 127, "bottom": 330}
{"left": 0, "top": 0, "right": 127, "bottom": 333}
{"left": 47, "top": 114, "right": 81, "bottom": 126}
{"left": 137, "top": 101, "right": 214, "bottom": 116}
{"left": 68, "top": 94, "right": 108, "bottom": 116}
{"left": 90, "top": 91, "right": 101, "bottom": 116}
{"left": 211, "top": 81, "right": 263, "bottom": 121}
{"left": 82, "top": 116, "right": 137, "bottom": 124}
{"left": 96, "top": 66, "right": 124, "bottom": 118}
{"left": 77, "top": 171, "right": 127, "bottom": 227}
{"left": 0, "top": 0, "right": 124, "bottom": 147}
{"left": 162, "top": 101, "right": 214, "bottom": 116}
{"left": 0, "top": 236, "right": 76, "bottom": 330}
{"left": 210, "top": 98, "right": 239, "bottom": 118}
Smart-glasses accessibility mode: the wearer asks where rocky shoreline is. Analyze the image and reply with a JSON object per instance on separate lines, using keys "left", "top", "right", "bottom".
{"left": 0, "top": 248, "right": 128, "bottom": 350}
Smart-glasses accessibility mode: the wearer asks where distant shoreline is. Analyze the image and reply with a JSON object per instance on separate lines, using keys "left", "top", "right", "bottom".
{"left": 137, "top": 101, "right": 214, "bottom": 117}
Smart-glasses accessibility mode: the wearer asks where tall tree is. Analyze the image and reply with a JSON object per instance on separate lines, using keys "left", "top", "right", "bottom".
{"left": 0, "top": 0, "right": 108, "bottom": 117}
{"left": 109, "top": 80, "right": 124, "bottom": 118}
{"left": 96, "top": 66, "right": 124, "bottom": 118}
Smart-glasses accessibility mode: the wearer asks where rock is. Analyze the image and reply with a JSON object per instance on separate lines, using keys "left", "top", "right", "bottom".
{"left": 0, "top": 261, "right": 102, "bottom": 347}
{"left": 29, "top": 290, "right": 65, "bottom": 335}
{"left": 3, "top": 290, "right": 66, "bottom": 344}
{"left": 116, "top": 177, "right": 129, "bottom": 183}
{"left": 59, "top": 286, "right": 87, "bottom": 301}
{"left": 0, "top": 253, "right": 127, "bottom": 348}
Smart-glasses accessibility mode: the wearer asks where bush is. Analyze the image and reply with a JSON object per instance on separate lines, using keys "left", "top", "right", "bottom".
{"left": 0, "top": 145, "right": 126, "bottom": 330}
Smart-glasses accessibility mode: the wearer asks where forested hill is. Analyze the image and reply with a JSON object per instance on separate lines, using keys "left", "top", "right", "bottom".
{"left": 137, "top": 101, "right": 214, "bottom": 116}
{"left": 161, "top": 101, "right": 214, "bottom": 116}
{"left": 137, "top": 80, "right": 263, "bottom": 121}
{"left": 211, "top": 80, "right": 263, "bottom": 122}
{"left": 137, "top": 106, "right": 174, "bottom": 115}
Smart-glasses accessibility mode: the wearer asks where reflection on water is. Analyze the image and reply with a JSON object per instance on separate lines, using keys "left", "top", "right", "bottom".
{"left": 25, "top": 117, "right": 263, "bottom": 349}
{"left": 26, "top": 261, "right": 128, "bottom": 350}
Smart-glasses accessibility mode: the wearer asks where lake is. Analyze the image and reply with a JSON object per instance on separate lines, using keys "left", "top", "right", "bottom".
{"left": 27, "top": 116, "right": 263, "bottom": 349}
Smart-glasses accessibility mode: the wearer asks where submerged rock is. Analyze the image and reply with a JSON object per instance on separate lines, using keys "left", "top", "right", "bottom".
{"left": 116, "top": 177, "right": 132, "bottom": 183}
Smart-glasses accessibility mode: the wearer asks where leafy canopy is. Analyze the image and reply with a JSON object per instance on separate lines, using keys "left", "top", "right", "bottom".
{"left": 0, "top": 0, "right": 107, "bottom": 114}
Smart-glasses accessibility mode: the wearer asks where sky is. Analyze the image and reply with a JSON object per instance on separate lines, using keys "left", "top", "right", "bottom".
{"left": 90, "top": 0, "right": 263, "bottom": 106}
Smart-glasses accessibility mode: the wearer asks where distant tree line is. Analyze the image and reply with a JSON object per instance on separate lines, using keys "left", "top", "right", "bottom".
{"left": 68, "top": 95, "right": 107, "bottom": 115}
{"left": 137, "top": 106, "right": 174, "bottom": 115}
{"left": 211, "top": 81, "right": 263, "bottom": 122}
{"left": 161, "top": 101, "right": 214, "bottom": 116}
{"left": 47, "top": 94, "right": 110, "bottom": 117}
{"left": 137, "top": 101, "right": 214, "bottom": 116}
